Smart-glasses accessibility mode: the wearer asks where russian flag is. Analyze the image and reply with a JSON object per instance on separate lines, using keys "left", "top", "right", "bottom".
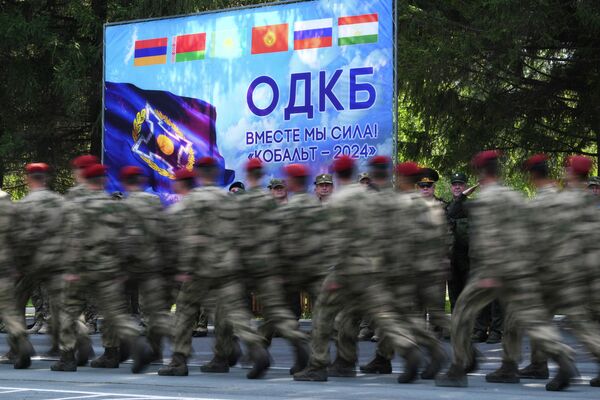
{"left": 294, "top": 18, "right": 333, "bottom": 50}
{"left": 134, "top": 37, "right": 168, "bottom": 66}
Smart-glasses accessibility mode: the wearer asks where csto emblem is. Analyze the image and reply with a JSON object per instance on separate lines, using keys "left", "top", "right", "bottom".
{"left": 131, "top": 104, "right": 195, "bottom": 178}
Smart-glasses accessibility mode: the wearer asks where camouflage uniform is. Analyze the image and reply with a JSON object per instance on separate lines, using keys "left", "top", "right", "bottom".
{"left": 437, "top": 182, "right": 574, "bottom": 386}
{"left": 295, "top": 183, "right": 420, "bottom": 382}
{"left": 216, "top": 187, "right": 308, "bottom": 360}
{"left": 120, "top": 191, "right": 170, "bottom": 356}
{"left": 0, "top": 191, "right": 34, "bottom": 367}
{"left": 502, "top": 185, "right": 600, "bottom": 374}
{"left": 12, "top": 188, "right": 66, "bottom": 354}
{"left": 57, "top": 189, "right": 142, "bottom": 366}
{"left": 162, "top": 185, "right": 268, "bottom": 375}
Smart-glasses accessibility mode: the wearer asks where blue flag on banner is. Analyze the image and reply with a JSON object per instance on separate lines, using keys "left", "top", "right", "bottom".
{"left": 104, "top": 82, "right": 234, "bottom": 202}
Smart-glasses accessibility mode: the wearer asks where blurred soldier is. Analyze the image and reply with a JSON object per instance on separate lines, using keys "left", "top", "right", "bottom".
{"left": 118, "top": 166, "right": 171, "bottom": 363}
{"left": 361, "top": 161, "right": 448, "bottom": 379}
{"left": 314, "top": 174, "right": 334, "bottom": 203}
{"left": 52, "top": 164, "right": 153, "bottom": 373}
{"left": 158, "top": 157, "right": 270, "bottom": 379}
{"left": 0, "top": 189, "right": 34, "bottom": 369}
{"left": 491, "top": 154, "right": 600, "bottom": 387}
{"left": 268, "top": 178, "right": 288, "bottom": 205}
{"left": 294, "top": 156, "right": 421, "bottom": 383}
{"left": 436, "top": 151, "right": 576, "bottom": 391}
{"left": 12, "top": 163, "right": 66, "bottom": 360}
{"left": 213, "top": 158, "right": 308, "bottom": 375}
{"left": 67, "top": 155, "right": 100, "bottom": 335}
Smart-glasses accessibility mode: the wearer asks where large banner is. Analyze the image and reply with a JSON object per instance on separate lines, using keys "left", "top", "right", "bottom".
{"left": 104, "top": 0, "right": 396, "bottom": 199}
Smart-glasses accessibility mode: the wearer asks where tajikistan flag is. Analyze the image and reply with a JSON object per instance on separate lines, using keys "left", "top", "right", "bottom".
{"left": 337, "top": 13, "right": 378, "bottom": 46}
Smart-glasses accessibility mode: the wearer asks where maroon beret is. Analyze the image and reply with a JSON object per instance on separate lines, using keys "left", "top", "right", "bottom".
{"left": 25, "top": 163, "right": 50, "bottom": 174}
{"left": 368, "top": 155, "right": 391, "bottom": 168}
{"left": 71, "top": 155, "right": 99, "bottom": 169}
{"left": 284, "top": 163, "right": 310, "bottom": 178}
{"left": 524, "top": 154, "right": 548, "bottom": 171}
{"left": 83, "top": 164, "right": 107, "bottom": 179}
{"left": 331, "top": 155, "right": 355, "bottom": 172}
{"left": 471, "top": 150, "right": 501, "bottom": 169}
{"left": 246, "top": 158, "right": 263, "bottom": 171}
{"left": 119, "top": 166, "right": 144, "bottom": 180}
{"left": 395, "top": 161, "right": 421, "bottom": 176}
{"left": 565, "top": 155, "right": 592, "bottom": 175}
{"left": 195, "top": 156, "right": 218, "bottom": 168}
{"left": 174, "top": 168, "right": 196, "bottom": 180}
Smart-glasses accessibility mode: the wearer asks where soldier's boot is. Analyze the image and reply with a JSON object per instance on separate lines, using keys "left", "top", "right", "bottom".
{"left": 518, "top": 361, "right": 549, "bottom": 379}
{"left": 246, "top": 345, "right": 271, "bottom": 380}
{"left": 157, "top": 352, "right": 188, "bottom": 376}
{"left": 26, "top": 319, "right": 43, "bottom": 334}
{"left": 200, "top": 355, "right": 230, "bottom": 373}
{"left": 131, "top": 338, "right": 155, "bottom": 374}
{"left": 421, "top": 346, "right": 447, "bottom": 380}
{"left": 75, "top": 335, "right": 94, "bottom": 367}
{"left": 360, "top": 353, "right": 392, "bottom": 374}
{"left": 228, "top": 338, "right": 242, "bottom": 367}
{"left": 465, "top": 346, "right": 480, "bottom": 373}
{"left": 435, "top": 363, "right": 468, "bottom": 387}
{"left": 546, "top": 356, "right": 577, "bottom": 392}
{"left": 119, "top": 339, "right": 131, "bottom": 362}
{"left": 327, "top": 356, "right": 357, "bottom": 377}
{"left": 50, "top": 350, "right": 77, "bottom": 372}
{"left": 485, "top": 360, "right": 520, "bottom": 383}
{"left": 590, "top": 371, "right": 600, "bottom": 387}
{"left": 293, "top": 366, "right": 328, "bottom": 382}
{"left": 13, "top": 336, "right": 34, "bottom": 369}
{"left": 90, "top": 347, "right": 120, "bottom": 368}
{"left": 289, "top": 341, "right": 309, "bottom": 375}
{"left": 397, "top": 347, "right": 421, "bottom": 384}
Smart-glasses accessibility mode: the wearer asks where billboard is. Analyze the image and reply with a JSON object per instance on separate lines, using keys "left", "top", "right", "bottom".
{"left": 103, "top": 0, "right": 396, "bottom": 199}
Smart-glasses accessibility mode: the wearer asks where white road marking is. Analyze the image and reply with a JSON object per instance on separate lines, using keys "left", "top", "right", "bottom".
{"left": 0, "top": 386, "right": 226, "bottom": 400}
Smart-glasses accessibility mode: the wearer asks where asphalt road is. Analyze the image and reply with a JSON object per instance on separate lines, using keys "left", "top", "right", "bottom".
{"left": 0, "top": 324, "right": 597, "bottom": 400}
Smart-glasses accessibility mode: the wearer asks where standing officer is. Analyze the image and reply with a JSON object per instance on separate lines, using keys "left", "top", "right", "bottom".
{"left": 435, "top": 151, "right": 576, "bottom": 391}
{"left": 314, "top": 174, "right": 334, "bottom": 203}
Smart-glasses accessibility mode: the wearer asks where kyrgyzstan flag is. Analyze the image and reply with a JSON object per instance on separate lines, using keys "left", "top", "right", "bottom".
{"left": 251, "top": 23, "right": 288, "bottom": 54}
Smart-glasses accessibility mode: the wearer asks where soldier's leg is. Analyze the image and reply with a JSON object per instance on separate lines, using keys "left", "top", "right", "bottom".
{"left": 27, "top": 285, "right": 45, "bottom": 333}
{"left": 137, "top": 275, "right": 170, "bottom": 359}
{"left": 335, "top": 309, "right": 360, "bottom": 364}
{"left": 0, "top": 277, "right": 33, "bottom": 369}
{"left": 52, "top": 281, "right": 87, "bottom": 371}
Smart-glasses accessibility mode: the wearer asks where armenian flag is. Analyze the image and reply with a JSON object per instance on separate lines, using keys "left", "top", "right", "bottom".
{"left": 134, "top": 37, "right": 168, "bottom": 66}
{"left": 293, "top": 18, "right": 333, "bottom": 50}
{"left": 172, "top": 33, "right": 206, "bottom": 62}
{"left": 251, "top": 23, "right": 288, "bottom": 54}
{"left": 338, "top": 13, "right": 378, "bottom": 46}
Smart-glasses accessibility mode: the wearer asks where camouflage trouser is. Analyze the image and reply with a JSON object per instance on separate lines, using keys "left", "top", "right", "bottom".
{"left": 15, "top": 274, "right": 62, "bottom": 349}
{"left": 503, "top": 287, "right": 600, "bottom": 364}
{"left": 30, "top": 285, "right": 49, "bottom": 325}
{"left": 308, "top": 267, "right": 418, "bottom": 369}
{"left": 450, "top": 276, "right": 574, "bottom": 368}
{"left": 173, "top": 277, "right": 264, "bottom": 357}
{"left": 59, "top": 277, "right": 140, "bottom": 351}
{"left": 0, "top": 277, "right": 28, "bottom": 346}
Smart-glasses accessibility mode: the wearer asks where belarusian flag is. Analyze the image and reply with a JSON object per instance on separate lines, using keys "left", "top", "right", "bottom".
{"left": 172, "top": 33, "right": 206, "bottom": 62}
{"left": 337, "top": 13, "right": 378, "bottom": 46}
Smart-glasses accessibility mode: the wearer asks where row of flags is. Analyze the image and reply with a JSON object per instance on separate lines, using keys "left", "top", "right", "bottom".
{"left": 133, "top": 13, "right": 379, "bottom": 66}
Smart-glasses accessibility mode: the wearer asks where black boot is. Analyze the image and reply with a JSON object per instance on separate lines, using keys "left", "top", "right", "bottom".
{"left": 421, "top": 346, "right": 447, "bottom": 380}
{"left": 518, "top": 361, "right": 549, "bottom": 379}
{"left": 158, "top": 352, "right": 188, "bottom": 376}
{"left": 360, "top": 353, "right": 392, "bottom": 374}
{"left": 200, "top": 355, "right": 230, "bottom": 373}
{"left": 228, "top": 338, "right": 242, "bottom": 367}
{"left": 485, "top": 360, "right": 520, "bottom": 383}
{"left": 293, "top": 366, "right": 328, "bottom": 381}
{"left": 147, "top": 333, "right": 163, "bottom": 363}
{"left": 131, "top": 338, "right": 155, "bottom": 374}
{"left": 465, "top": 346, "right": 480, "bottom": 373}
{"left": 90, "top": 347, "right": 120, "bottom": 368}
{"left": 546, "top": 357, "right": 577, "bottom": 392}
{"left": 327, "top": 356, "right": 356, "bottom": 377}
{"left": 119, "top": 339, "right": 131, "bottom": 362}
{"left": 13, "top": 336, "right": 34, "bottom": 370}
{"left": 75, "top": 335, "right": 94, "bottom": 367}
{"left": 591, "top": 373, "right": 600, "bottom": 387}
{"left": 246, "top": 345, "right": 270, "bottom": 379}
{"left": 397, "top": 347, "right": 421, "bottom": 383}
{"left": 50, "top": 350, "right": 77, "bottom": 372}
{"left": 435, "top": 363, "right": 468, "bottom": 387}
{"left": 289, "top": 341, "right": 309, "bottom": 375}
